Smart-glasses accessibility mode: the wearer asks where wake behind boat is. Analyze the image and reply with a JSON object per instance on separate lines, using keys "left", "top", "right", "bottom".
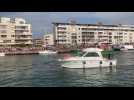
{"left": 59, "top": 48, "right": 117, "bottom": 69}
{"left": 38, "top": 50, "right": 57, "bottom": 55}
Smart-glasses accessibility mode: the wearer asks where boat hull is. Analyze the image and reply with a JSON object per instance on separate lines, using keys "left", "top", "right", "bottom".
{"left": 61, "top": 59, "right": 117, "bottom": 69}
{"left": 39, "top": 51, "right": 57, "bottom": 55}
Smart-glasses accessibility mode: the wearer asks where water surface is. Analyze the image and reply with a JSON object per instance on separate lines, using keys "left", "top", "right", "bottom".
{"left": 0, "top": 52, "right": 134, "bottom": 87}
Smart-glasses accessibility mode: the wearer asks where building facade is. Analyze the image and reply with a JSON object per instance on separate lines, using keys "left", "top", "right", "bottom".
{"left": 0, "top": 17, "right": 32, "bottom": 47}
{"left": 53, "top": 22, "right": 134, "bottom": 46}
{"left": 33, "top": 38, "right": 43, "bottom": 47}
{"left": 43, "top": 34, "right": 54, "bottom": 46}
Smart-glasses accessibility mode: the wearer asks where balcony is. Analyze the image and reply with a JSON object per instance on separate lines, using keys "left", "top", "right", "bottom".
{"left": 15, "top": 28, "right": 29, "bottom": 30}
{"left": 15, "top": 37, "right": 32, "bottom": 40}
{"left": 25, "top": 41, "right": 33, "bottom": 44}
{"left": 15, "top": 40, "right": 33, "bottom": 44}
{"left": 57, "top": 27, "right": 67, "bottom": 30}
{"left": 15, "top": 32, "right": 32, "bottom": 35}
{"left": 57, "top": 31, "right": 66, "bottom": 34}
{"left": 15, "top": 30, "right": 30, "bottom": 33}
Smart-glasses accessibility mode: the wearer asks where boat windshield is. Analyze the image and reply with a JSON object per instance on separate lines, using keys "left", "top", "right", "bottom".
{"left": 84, "top": 52, "right": 100, "bottom": 57}
{"left": 70, "top": 50, "right": 86, "bottom": 57}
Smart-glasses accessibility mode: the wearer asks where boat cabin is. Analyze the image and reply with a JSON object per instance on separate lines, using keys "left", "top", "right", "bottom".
{"left": 70, "top": 48, "right": 113, "bottom": 59}
{"left": 82, "top": 48, "right": 103, "bottom": 58}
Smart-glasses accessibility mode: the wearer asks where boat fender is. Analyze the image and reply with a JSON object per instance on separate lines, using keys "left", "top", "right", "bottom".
{"left": 100, "top": 61, "right": 102, "bottom": 64}
{"left": 110, "top": 62, "right": 112, "bottom": 66}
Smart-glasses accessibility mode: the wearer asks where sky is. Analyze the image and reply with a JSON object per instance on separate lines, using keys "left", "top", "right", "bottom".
{"left": 1, "top": 12, "right": 134, "bottom": 38}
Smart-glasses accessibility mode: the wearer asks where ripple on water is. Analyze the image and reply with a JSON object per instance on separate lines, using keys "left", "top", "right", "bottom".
{"left": 0, "top": 53, "right": 133, "bottom": 87}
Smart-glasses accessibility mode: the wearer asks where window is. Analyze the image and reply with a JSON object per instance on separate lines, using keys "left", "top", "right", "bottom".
{"left": 85, "top": 52, "right": 99, "bottom": 57}
{"left": 130, "top": 37, "right": 132, "bottom": 39}
{"left": 114, "top": 36, "right": 118, "bottom": 39}
{"left": 109, "top": 32, "right": 112, "bottom": 35}
{"left": 89, "top": 32, "right": 94, "bottom": 35}
{"left": 98, "top": 32, "right": 103, "bottom": 34}
{"left": 24, "top": 30, "right": 29, "bottom": 32}
{"left": 58, "top": 31, "right": 66, "bottom": 34}
{"left": 1, "top": 35, "right": 7, "bottom": 38}
{"left": 57, "top": 27, "right": 66, "bottom": 30}
{"left": 1, "top": 30, "right": 7, "bottom": 33}
{"left": 109, "top": 36, "right": 112, "bottom": 38}
{"left": 72, "top": 36, "right": 77, "bottom": 39}
{"left": 3, "top": 40, "right": 11, "bottom": 43}
{"left": 11, "top": 35, "right": 15, "bottom": 37}
{"left": 109, "top": 40, "right": 112, "bottom": 42}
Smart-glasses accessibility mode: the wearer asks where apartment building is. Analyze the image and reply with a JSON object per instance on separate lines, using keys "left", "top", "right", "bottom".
{"left": 43, "top": 34, "right": 54, "bottom": 46}
{"left": 53, "top": 22, "right": 134, "bottom": 46}
{"left": 0, "top": 17, "right": 32, "bottom": 47}
{"left": 33, "top": 38, "right": 43, "bottom": 47}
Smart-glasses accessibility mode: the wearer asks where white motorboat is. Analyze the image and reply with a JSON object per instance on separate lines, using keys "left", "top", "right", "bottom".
{"left": 0, "top": 53, "right": 5, "bottom": 56}
{"left": 38, "top": 50, "right": 57, "bottom": 55}
{"left": 120, "top": 44, "right": 134, "bottom": 52}
{"left": 59, "top": 48, "right": 117, "bottom": 69}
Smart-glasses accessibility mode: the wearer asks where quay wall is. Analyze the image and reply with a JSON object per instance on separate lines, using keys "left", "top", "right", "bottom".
{"left": 0, "top": 47, "right": 45, "bottom": 55}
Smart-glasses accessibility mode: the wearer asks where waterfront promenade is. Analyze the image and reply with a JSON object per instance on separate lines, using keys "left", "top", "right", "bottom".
{"left": 0, "top": 47, "right": 46, "bottom": 55}
{"left": 0, "top": 44, "right": 110, "bottom": 55}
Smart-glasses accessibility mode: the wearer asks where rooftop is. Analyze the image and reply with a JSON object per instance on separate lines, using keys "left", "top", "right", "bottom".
{"left": 0, "top": 17, "right": 29, "bottom": 24}
{"left": 52, "top": 22, "right": 134, "bottom": 28}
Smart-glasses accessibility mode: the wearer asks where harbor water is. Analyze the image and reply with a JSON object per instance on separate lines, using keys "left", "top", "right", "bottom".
{"left": 0, "top": 52, "right": 134, "bottom": 87}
